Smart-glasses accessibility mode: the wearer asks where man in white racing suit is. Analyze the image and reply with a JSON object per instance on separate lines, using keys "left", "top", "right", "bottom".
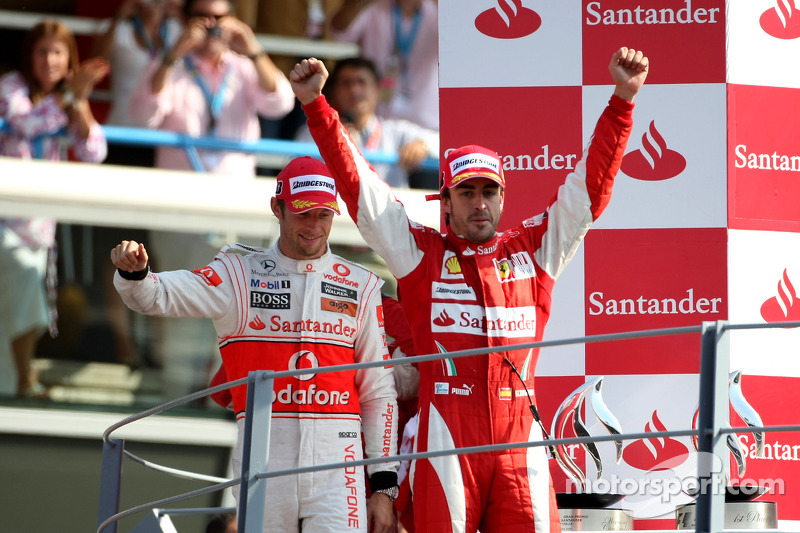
{"left": 111, "top": 156, "right": 400, "bottom": 533}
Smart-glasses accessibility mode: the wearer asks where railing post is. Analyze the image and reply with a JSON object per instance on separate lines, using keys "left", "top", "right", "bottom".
{"left": 97, "top": 438, "right": 125, "bottom": 533}
{"left": 695, "top": 321, "right": 729, "bottom": 533}
{"left": 237, "top": 370, "right": 274, "bottom": 533}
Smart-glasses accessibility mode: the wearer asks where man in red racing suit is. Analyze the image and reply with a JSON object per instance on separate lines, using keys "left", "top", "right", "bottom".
{"left": 289, "top": 49, "right": 649, "bottom": 533}
{"left": 111, "top": 157, "right": 399, "bottom": 533}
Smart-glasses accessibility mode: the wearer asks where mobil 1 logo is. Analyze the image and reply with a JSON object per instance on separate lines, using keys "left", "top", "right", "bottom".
{"left": 251, "top": 291, "right": 290, "bottom": 309}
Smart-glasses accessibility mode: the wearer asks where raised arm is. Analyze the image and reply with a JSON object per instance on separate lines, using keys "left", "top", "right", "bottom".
{"left": 291, "top": 57, "right": 426, "bottom": 280}
{"left": 532, "top": 47, "right": 647, "bottom": 282}
{"left": 610, "top": 47, "right": 649, "bottom": 102}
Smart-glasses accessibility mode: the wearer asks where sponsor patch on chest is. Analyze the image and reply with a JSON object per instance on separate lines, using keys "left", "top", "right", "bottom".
{"left": 321, "top": 297, "right": 358, "bottom": 317}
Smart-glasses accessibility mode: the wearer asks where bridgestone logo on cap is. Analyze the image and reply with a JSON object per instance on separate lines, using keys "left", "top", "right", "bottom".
{"left": 450, "top": 153, "right": 500, "bottom": 177}
{"left": 289, "top": 175, "right": 336, "bottom": 194}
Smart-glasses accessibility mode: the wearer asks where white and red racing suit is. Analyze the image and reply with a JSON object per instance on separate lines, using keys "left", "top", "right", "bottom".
{"left": 303, "top": 95, "right": 634, "bottom": 533}
{"left": 114, "top": 242, "right": 399, "bottom": 532}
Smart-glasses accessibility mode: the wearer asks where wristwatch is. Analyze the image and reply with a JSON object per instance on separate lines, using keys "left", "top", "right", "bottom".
{"left": 61, "top": 86, "right": 75, "bottom": 110}
{"left": 373, "top": 485, "right": 399, "bottom": 502}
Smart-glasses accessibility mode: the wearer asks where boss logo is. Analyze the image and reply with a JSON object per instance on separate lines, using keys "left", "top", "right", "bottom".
{"left": 251, "top": 291, "right": 290, "bottom": 309}
{"left": 339, "top": 431, "right": 358, "bottom": 439}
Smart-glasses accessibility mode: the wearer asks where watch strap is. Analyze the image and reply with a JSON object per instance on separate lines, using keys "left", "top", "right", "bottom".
{"left": 373, "top": 485, "right": 399, "bottom": 502}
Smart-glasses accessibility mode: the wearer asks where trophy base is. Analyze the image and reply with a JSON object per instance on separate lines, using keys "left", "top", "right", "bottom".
{"left": 558, "top": 508, "right": 634, "bottom": 531}
{"left": 675, "top": 501, "right": 778, "bottom": 530}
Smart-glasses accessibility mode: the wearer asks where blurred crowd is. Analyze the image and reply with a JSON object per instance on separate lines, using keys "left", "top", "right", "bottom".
{"left": 0, "top": 0, "right": 439, "bottom": 403}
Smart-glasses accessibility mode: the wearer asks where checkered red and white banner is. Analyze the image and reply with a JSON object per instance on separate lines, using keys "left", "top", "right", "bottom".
{"left": 439, "top": 0, "right": 800, "bottom": 527}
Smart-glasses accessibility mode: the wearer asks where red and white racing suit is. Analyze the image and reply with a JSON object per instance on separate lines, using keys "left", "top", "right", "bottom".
{"left": 304, "top": 95, "right": 634, "bottom": 533}
{"left": 114, "top": 242, "right": 399, "bottom": 532}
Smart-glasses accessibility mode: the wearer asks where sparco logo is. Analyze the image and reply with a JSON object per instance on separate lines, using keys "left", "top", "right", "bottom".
{"left": 475, "top": 0, "right": 541, "bottom": 39}
{"left": 250, "top": 291, "right": 290, "bottom": 309}
{"left": 621, "top": 121, "right": 686, "bottom": 181}
{"left": 288, "top": 350, "right": 319, "bottom": 381}
{"left": 761, "top": 0, "right": 800, "bottom": 39}
{"left": 585, "top": 1, "right": 720, "bottom": 26}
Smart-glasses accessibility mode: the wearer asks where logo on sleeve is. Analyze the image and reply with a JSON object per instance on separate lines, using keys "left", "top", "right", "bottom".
{"left": 377, "top": 304, "right": 385, "bottom": 327}
{"left": 192, "top": 266, "right": 223, "bottom": 287}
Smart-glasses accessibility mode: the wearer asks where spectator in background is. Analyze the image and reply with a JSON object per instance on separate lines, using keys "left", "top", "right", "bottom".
{"left": 130, "top": 0, "right": 294, "bottom": 175}
{"left": 296, "top": 57, "right": 437, "bottom": 189}
{"left": 232, "top": 0, "right": 344, "bottom": 143}
{"left": 128, "top": 0, "right": 294, "bottom": 398}
{"left": 330, "top": 0, "right": 439, "bottom": 132}
{"left": 93, "top": 0, "right": 184, "bottom": 166}
{"left": 0, "top": 21, "right": 108, "bottom": 397}
{"left": 92, "top": 0, "right": 184, "bottom": 368}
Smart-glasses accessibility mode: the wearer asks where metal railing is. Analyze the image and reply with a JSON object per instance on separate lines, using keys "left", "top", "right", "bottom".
{"left": 0, "top": 119, "right": 439, "bottom": 173}
{"left": 95, "top": 320, "right": 800, "bottom": 533}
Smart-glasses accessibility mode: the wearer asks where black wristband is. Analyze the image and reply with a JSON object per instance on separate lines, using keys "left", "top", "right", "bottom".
{"left": 368, "top": 471, "right": 398, "bottom": 491}
{"left": 247, "top": 50, "right": 266, "bottom": 61}
{"left": 118, "top": 264, "right": 150, "bottom": 281}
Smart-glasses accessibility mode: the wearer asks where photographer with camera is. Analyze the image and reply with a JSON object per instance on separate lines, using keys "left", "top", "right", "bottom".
{"left": 129, "top": 0, "right": 295, "bottom": 400}
{"left": 131, "top": 0, "right": 293, "bottom": 176}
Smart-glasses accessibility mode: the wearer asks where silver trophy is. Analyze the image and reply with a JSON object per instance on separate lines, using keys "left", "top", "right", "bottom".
{"left": 551, "top": 376, "right": 624, "bottom": 492}
{"left": 677, "top": 371, "right": 775, "bottom": 529}
{"left": 691, "top": 370, "right": 765, "bottom": 478}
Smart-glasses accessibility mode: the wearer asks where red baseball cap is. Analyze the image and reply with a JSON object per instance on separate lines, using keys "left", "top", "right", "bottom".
{"left": 443, "top": 144, "right": 505, "bottom": 190}
{"left": 426, "top": 145, "right": 506, "bottom": 201}
{"left": 275, "top": 157, "right": 340, "bottom": 214}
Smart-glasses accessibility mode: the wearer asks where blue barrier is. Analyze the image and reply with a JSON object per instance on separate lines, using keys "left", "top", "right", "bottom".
{"left": 0, "top": 118, "right": 440, "bottom": 173}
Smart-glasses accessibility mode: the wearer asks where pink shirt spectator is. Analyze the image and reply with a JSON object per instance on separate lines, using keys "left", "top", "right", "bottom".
{"left": 0, "top": 71, "right": 107, "bottom": 163}
{"left": 332, "top": 0, "right": 439, "bottom": 131}
{"left": 130, "top": 50, "right": 294, "bottom": 176}
{"left": 0, "top": 71, "right": 107, "bottom": 248}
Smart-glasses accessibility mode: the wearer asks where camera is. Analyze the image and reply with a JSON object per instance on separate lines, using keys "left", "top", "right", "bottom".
{"left": 206, "top": 26, "right": 222, "bottom": 39}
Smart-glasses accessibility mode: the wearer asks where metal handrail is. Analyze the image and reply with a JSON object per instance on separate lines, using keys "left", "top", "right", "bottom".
{"left": 0, "top": 119, "right": 440, "bottom": 172}
{"left": 97, "top": 321, "right": 800, "bottom": 532}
